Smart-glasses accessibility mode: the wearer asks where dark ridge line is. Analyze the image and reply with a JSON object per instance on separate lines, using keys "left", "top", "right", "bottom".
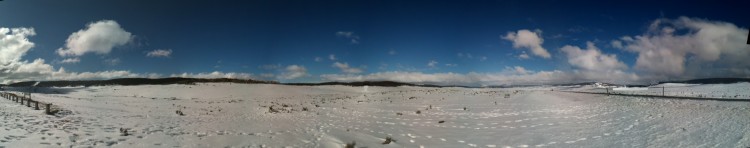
{"left": 5, "top": 77, "right": 279, "bottom": 87}
{"left": 562, "top": 91, "right": 750, "bottom": 102}
{"left": 3, "top": 77, "right": 749, "bottom": 88}
{"left": 283, "top": 81, "right": 446, "bottom": 88}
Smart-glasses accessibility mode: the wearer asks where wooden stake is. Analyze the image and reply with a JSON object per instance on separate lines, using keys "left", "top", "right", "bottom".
{"left": 45, "top": 104, "right": 52, "bottom": 115}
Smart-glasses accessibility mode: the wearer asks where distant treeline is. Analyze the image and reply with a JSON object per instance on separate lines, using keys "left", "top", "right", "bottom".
{"left": 3, "top": 77, "right": 749, "bottom": 88}
{"left": 285, "top": 81, "right": 444, "bottom": 87}
{"left": 6, "top": 77, "right": 278, "bottom": 87}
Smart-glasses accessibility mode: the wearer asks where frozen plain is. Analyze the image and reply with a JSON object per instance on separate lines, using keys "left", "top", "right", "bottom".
{"left": 0, "top": 83, "right": 749, "bottom": 148}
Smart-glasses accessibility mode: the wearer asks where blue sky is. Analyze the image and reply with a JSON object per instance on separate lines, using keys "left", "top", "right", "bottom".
{"left": 1, "top": 0, "right": 749, "bottom": 85}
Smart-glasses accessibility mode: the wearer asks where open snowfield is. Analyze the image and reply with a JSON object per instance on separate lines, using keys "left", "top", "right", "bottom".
{"left": 1, "top": 83, "right": 749, "bottom": 148}
{"left": 568, "top": 82, "right": 750, "bottom": 99}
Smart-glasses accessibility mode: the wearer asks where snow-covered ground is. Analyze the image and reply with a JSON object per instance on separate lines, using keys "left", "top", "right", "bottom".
{"left": 566, "top": 82, "right": 750, "bottom": 99}
{"left": 1, "top": 83, "right": 749, "bottom": 148}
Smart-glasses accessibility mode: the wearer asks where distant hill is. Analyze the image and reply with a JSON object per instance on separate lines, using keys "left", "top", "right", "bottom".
{"left": 285, "top": 81, "right": 444, "bottom": 87}
{"left": 7, "top": 77, "right": 279, "bottom": 87}
{"left": 6, "top": 77, "right": 748, "bottom": 88}
{"left": 659, "top": 78, "right": 750, "bottom": 84}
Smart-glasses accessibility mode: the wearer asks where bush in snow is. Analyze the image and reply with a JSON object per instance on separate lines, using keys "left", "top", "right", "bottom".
{"left": 382, "top": 136, "right": 396, "bottom": 144}
{"left": 345, "top": 141, "right": 356, "bottom": 148}
{"left": 119, "top": 128, "right": 131, "bottom": 136}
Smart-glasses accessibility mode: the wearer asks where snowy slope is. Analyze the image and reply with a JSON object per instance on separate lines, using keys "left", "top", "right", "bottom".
{"left": 567, "top": 82, "right": 750, "bottom": 99}
{"left": 0, "top": 83, "right": 748, "bottom": 147}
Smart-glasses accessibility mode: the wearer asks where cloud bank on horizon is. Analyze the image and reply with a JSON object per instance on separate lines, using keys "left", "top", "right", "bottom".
{"left": 1, "top": 16, "right": 749, "bottom": 86}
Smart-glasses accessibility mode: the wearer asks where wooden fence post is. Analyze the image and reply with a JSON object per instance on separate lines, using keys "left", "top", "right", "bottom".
{"left": 606, "top": 88, "right": 609, "bottom": 95}
{"left": 26, "top": 99, "right": 31, "bottom": 107}
{"left": 35, "top": 101, "right": 40, "bottom": 110}
{"left": 45, "top": 103, "right": 51, "bottom": 115}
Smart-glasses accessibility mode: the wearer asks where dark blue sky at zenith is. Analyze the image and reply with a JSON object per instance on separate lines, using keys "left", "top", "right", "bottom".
{"left": 0, "top": 0, "right": 749, "bottom": 86}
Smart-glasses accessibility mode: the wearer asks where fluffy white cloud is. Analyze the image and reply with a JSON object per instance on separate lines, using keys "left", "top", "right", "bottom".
{"left": 14, "top": 58, "right": 54, "bottom": 73}
{"left": 511, "top": 66, "right": 530, "bottom": 74}
{"left": 146, "top": 49, "right": 172, "bottom": 57}
{"left": 59, "top": 58, "right": 80, "bottom": 64}
{"left": 57, "top": 20, "right": 132, "bottom": 57}
{"left": 518, "top": 53, "right": 530, "bottom": 59}
{"left": 610, "top": 40, "right": 623, "bottom": 49}
{"left": 427, "top": 60, "right": 438, "bottom": 68}
{"left": 614, "top": 16, "right": 750, "bottom": 78}
{"left": 502, "top": 29, "right": 551, "bottom": 58}
{"left": 0, "top": 28, "right": 36, "bottom": 65}
{"left": 559, "top": 41, "right": 639, "bottom": 82}
{"left": 336, "top": 31, "right": 359, "bottom": 44}
{"left": 561, "top": 42, "right": 627, "bottom": 71}
{"left": 314, "top": 57, "right": 322, "bottom": 62}
{"left": 278, "top": 65, "right": 308, "bottom": 80}
{"left": 170, "top": 71, "right": 254, "bottom": 79}
{"left": 388, "top": 50, "right": 397, "bottom": 55}
{"left": 332, "top": 62, "right": 363, "bottom": 74}
{"left": 0, "top": 26, "right": 264, "bottom": 84}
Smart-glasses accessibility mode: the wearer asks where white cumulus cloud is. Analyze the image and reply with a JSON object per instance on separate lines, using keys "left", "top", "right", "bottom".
{"left": 0, "top": 28, "right": 36, "bottom": 65}
{"left": 614, "top": 16, "right": 750, "bottom": 79}
{"left": 332, "top": 62, "right": 363, "bottom": 74}
{"left": 170, "top": 71, "right": 255, "bottom": 79}
{"left": 59, "top": 58, "right": 81, "bottom": 64}
{"left": 518, "top": 53, "right": 530, "bottom": 59}
{"left": 57, "top": 20, "right": 132, "bottom": 57}
{"left": 561, "top": 42, "right": 627, "bottom": 71}
{"left": 427, "top": 60, "right": 438, "bottom": 68}
{"left": 502, "top": 29, "right": 551, "bottom": 58}
{"left": 146, "top": 49, "right": 172, "bottom": 57}
{"left": 279, "top": 65, "right": 308, "bottom": 80}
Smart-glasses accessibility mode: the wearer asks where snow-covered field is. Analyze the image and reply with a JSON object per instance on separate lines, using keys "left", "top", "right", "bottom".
{"left": 1, "top": 83, "right": 749, "bottom": 148}
{"left": 567, "top": 82, "right": 750, "bottom": 99}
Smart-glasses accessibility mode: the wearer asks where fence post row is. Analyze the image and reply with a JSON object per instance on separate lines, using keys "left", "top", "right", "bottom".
{"left": 2, "top": 92, "right": 52, "bottom": 113}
